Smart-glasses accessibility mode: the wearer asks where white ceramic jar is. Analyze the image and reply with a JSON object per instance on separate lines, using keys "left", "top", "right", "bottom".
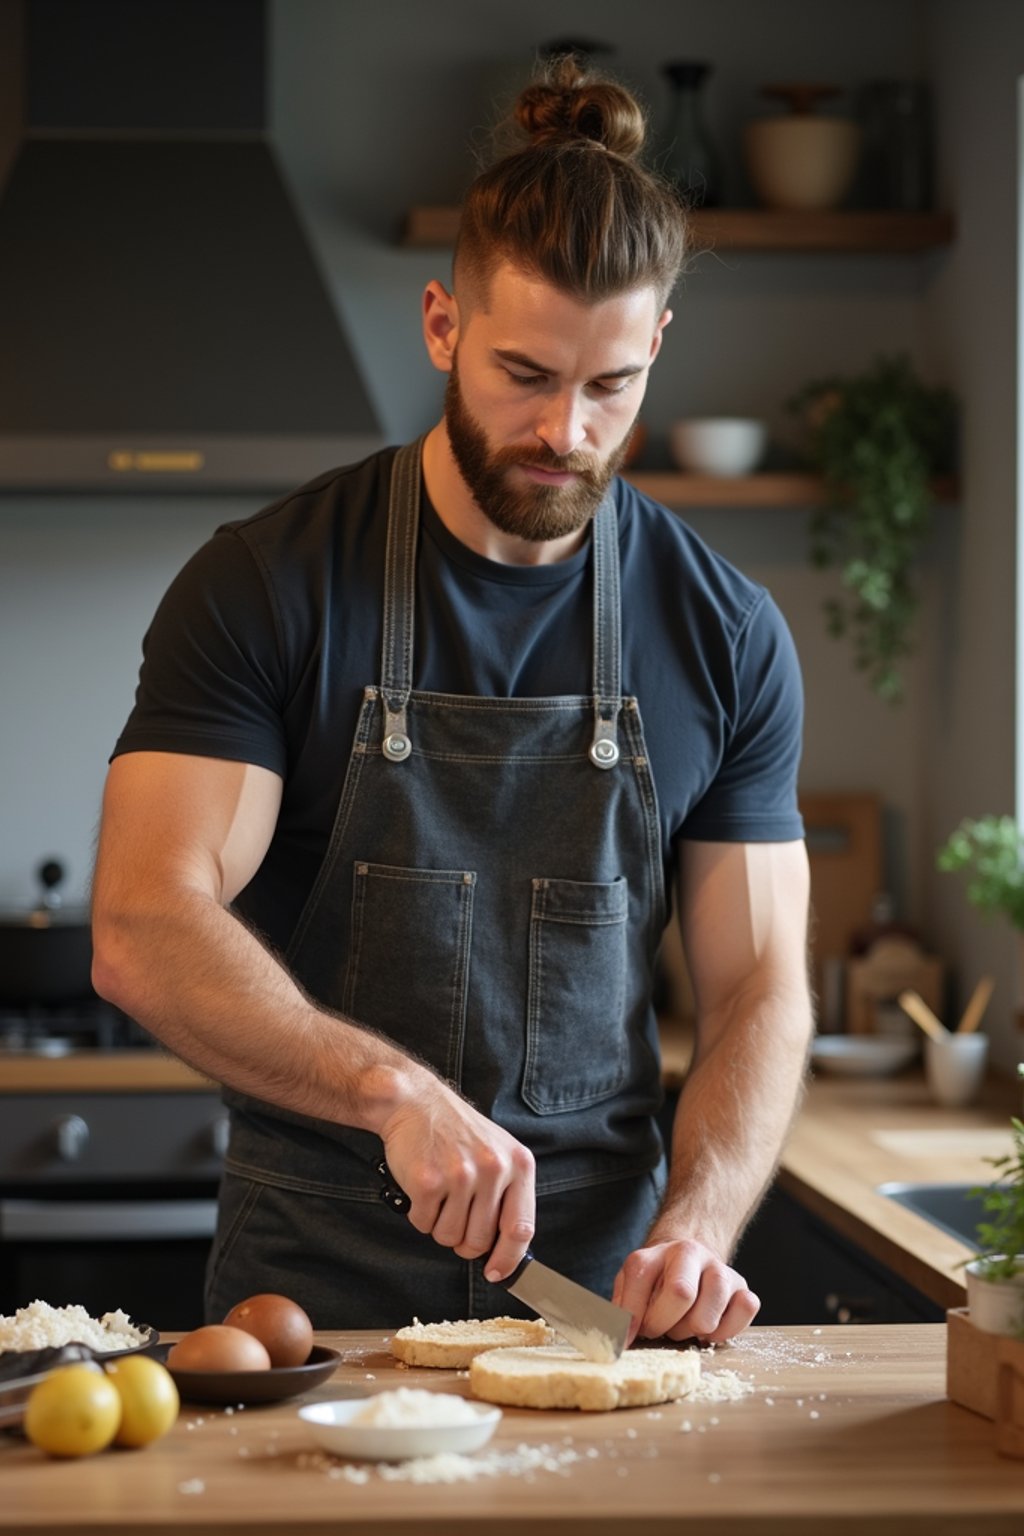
{"left": 744, "top": 84, "right": 861, "bottom": 212}
{"left": 965, "top": 1258, "right": 1024, "bottom": 1335}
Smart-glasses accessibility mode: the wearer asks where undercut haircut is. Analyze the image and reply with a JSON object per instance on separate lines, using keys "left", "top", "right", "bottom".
{"left": 455, "top": 55, "right": 688, "bottom": 311}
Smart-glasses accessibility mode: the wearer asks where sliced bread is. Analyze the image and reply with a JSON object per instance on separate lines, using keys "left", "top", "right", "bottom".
{"left": 389, "top": 1315, "right": 554, "bottom": 1369}
{"left": 469, "top": 1343, "right": 701, "bottom": 1412}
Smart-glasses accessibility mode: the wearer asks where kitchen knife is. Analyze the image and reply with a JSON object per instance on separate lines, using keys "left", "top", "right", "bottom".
{"left": 377, "top": 1160, "right": 632, "bottom": 1362}
{"left": 498, "top": 1249, "right": 632, "bottom": 1363}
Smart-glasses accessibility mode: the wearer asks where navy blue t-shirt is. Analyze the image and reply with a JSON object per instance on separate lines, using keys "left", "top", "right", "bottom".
{"left": 114, "top": 445, "right": 804, "bottom": 950}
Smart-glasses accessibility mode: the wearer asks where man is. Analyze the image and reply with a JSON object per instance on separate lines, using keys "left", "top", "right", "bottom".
{"left": 92, "top": 58, "right": 812, "bottom": 1345}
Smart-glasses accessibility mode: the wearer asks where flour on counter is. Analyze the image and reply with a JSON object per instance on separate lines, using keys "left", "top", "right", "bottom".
{"left": 300, "top": 1442, "right": 586, "bottom": 1485}
{"left": 712, "top": 1329, "right": 845, "bottom": 1375}
{"left": 690, "top": 1369, "right": 755, "bottom": 1402}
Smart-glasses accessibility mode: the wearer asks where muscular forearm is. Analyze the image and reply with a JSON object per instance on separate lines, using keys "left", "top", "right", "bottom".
{"left": 652, "top": 982, "right": 813, "bottom": 1259}
{"left": 91, "top": 886, "right": 428, "bottom": 1135}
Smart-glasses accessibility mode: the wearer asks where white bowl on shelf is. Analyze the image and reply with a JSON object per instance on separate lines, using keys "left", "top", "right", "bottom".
{"left": 810, "top": 1035, "right": 919, "bottom": 1078}
{"left": 669, "top": 418, "right": 767, "bottom": 477}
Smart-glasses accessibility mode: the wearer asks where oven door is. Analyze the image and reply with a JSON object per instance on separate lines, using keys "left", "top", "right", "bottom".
{"left": 0, "top": 1088, "right": 228, "bottom": 1331}
{"left": 0, "top": 1193, "right": 218, "bottom": 1330}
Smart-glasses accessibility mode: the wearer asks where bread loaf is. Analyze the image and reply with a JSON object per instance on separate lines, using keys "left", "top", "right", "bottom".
{"left": 469, "top": 1343, "right": 701, "bottom": 1412}
{"left": 389, "top": 1316, "right": 554, "bottom": 1369}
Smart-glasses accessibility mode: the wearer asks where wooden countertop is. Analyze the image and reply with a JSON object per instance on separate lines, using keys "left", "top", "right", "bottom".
{"left": 779, "top": 1069, "right": 1018, "bottom": 1309}
{"left": 0, "top": 1051, "right": 213, "bottom": 1092}
{"left": 2, "top": 1325, "right": 1022, "bottom": 1535}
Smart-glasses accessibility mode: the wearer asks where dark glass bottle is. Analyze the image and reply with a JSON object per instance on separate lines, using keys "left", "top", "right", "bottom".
{"left": 662, "top": 61, "right": 722, "bottom": 208}
{"left": 856, "top": 80, "right": 934, "bottom": 210}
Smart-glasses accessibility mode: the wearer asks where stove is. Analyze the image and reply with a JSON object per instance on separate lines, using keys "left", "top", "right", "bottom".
{"left": 0, "top": 996, "right": 157, "bottom": 1055}
{"left": 0, "top": 998, "right": 224, "bottom": 1329}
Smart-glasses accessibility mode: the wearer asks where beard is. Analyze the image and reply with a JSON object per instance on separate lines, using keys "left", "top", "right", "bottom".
{"left": 444, "top": 357, "right": 634, "bottom": 545}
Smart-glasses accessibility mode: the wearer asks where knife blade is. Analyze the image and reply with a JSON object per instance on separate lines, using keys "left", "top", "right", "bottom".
{"left": 376, "top": 1160, "right": 632, "bottom": 1362}
{"left": 499, "top": 1250, "right": 632, "bottom": 1363}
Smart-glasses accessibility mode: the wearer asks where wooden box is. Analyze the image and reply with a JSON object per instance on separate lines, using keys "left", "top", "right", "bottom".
{"left": 947, "top": 1307, "right": 1024, "bottom": 1458}
{"left": 845, "top": 939, "right": 944, "bottom": 1036}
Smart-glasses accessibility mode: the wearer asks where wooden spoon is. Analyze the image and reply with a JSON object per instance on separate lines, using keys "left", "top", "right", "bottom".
{"left": 958, "top": 975, "right": 994, "bottom": 1034}
{"left": 898, "top": 989, "right": 948, "bottom": 1042}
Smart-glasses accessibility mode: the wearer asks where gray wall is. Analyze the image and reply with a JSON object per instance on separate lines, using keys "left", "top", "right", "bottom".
{"left": 1, "top": 0, "right": 1021, "bottom": 1065}
{"left": 922, "top": 0, "right": 1024, "bottom": 1066}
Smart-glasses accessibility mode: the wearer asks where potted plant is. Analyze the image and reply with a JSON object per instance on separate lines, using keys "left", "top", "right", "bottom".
{"left": 964, "top": 1082, "right": 1024, "bottom": 1336}
{"left": 788, "top": 354, "right": 957, "bottom": 703}
{"left": 937, "top": 815, "right": 1024, "bottom": 930}
{"left": 938, "top": 816, "right": 1024, "bottom": 1331}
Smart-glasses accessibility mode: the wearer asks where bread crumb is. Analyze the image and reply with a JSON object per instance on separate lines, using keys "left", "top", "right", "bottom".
{"left": 690, "top": 1369, "right": 754, "bottom": 1403}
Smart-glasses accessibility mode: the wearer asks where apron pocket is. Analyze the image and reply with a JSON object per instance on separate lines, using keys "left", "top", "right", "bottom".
{"left": 343, "top": 861, "right": 475, "bottom": 1087}
{"left": 523, "top": 876, "right": 629, "bottom": 1113}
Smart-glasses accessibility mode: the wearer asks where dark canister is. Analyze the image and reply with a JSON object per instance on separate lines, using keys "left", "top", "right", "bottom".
{"left": 857, "top": 80, "right": 935, "bottom": 210}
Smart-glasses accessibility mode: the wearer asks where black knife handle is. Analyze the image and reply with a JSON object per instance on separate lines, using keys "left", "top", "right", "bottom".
{"left": 493, "top": 1249, "right": 534, "bottom": 1288}
{"left": 377, "top": 1159, "right": 411, "bottom": 1214}
{"left": 376, "top": 1160, "right": 533, "bottom": 1282}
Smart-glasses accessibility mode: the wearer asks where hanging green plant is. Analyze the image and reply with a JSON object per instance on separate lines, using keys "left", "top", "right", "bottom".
{"left": 788, "top": 355, "right": 957, "bottom": 703}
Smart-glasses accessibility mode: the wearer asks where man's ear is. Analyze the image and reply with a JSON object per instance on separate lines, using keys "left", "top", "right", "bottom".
{"left": 422, "top": 280, "right": 460, "bottom": 374}
{"left": 648, "top": 308, "right": 673, "bottom": 366}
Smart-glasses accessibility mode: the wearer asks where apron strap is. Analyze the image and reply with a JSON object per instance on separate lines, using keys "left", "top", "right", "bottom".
{"left": 380, "top": 441, "right": 623, "bottom": 771}
{"left": 379, "top": 438, "right": 423, "bottom": 761}
{"left": 589, "top": 491, "right": 622, "bottom": 770}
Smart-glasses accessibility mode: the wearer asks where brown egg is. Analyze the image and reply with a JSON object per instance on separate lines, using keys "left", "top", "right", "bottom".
{"left": 222, "top": 1293, "right": 314, "bottom": 1369}
{"left": 165, "top": 1324, "right": 271, "bottom": 1373}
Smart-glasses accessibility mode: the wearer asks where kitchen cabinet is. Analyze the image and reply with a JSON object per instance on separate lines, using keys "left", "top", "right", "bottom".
{"left": 2, "top": 1324, "right": 1021, "bottom": 1534}
{"left": 732, "top": 1183, "right": 945, "bottom": 1325}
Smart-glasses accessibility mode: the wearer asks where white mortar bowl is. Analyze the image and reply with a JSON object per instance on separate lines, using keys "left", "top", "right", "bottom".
{"left": 669, "top": 418, "right": 767, "bottom": 477}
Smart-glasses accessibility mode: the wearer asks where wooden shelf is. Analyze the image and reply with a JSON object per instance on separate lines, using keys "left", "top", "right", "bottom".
{"left": 623, "top": 471, "right": 959, "bottom": 508}
{"left": 403, "top": 206, "right": 956, "bottom": 253}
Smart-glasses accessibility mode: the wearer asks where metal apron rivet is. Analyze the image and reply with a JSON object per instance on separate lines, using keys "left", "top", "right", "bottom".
{"left": 383, "top": 732, "right": 411, "bottom": 760}
{"left": 589, "top": 737, "right": 620, "bottom": 769}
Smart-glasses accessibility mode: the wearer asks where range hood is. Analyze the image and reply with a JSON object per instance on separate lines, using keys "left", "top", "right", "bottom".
{"left": 0, "top": 0, "right": 383, "bottom": 492}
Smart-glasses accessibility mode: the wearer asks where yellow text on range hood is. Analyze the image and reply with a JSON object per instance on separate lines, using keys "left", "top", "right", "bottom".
{"left": 0, "top": 0, "right": 382, "bottom": 493}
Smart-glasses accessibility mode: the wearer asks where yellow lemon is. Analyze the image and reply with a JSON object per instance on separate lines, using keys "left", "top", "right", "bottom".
{"left": 24, "top": 1363, "right": 122, "bottom": 1458}
{"left": 104, "top": 1354, "right": 180, "bottom": 1448}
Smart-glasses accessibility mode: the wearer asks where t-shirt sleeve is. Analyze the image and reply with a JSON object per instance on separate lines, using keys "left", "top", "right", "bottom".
{"left": 112, "top": 528, "right": 289, "bottom": 776}
{"left": 680, "top": 591, "right": 805, "bottom": 843}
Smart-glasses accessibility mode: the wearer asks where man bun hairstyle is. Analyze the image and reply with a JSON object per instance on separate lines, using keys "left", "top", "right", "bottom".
{"left": 455, "top": 55, "right": 687, "bottom": 309}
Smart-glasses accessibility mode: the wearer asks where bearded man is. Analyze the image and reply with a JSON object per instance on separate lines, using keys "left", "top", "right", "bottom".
{"left": 92, "top": 56, "right": 812, "bottom": 1343}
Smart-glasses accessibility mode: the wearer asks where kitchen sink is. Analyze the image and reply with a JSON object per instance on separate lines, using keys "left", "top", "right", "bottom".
{"left": 876, "top": 1181, "right": 985, "bottom": 1248}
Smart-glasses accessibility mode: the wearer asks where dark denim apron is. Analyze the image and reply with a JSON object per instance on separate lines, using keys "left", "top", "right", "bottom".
{"left": 206, "top": 440, "right": 669, "bottom": 1327}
